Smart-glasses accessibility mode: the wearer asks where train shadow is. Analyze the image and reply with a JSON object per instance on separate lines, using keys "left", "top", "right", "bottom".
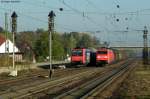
{"left": 37, "top": 62, "right": 107, "bottom": 69}
{"left": 37, "top": 64, "right": 68, "bottom": 69}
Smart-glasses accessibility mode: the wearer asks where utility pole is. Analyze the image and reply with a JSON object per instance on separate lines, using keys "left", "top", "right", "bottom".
{"left": 48, "top": 11, "right": 55, "bottom": 79}
{"left": 10, "top": 11, "right": 18, "bottom": 76}
{"left": 5, "top": 13, "right": 8, "bottom": 53}
{"left": 5, "top": 13, "right": 9, "bottom": 66}
{"left": 143, "top": 26, "right": 148, "bottom": 65}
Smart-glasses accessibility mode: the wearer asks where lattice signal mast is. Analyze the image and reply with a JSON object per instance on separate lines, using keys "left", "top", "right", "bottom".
{"left": 143, "top": 26, "right": 148, "bottom": 64}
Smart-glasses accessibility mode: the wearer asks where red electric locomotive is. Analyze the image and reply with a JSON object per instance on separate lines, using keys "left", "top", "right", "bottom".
{"left": 96, "top": 48, "right": 115, "bottom": 65}
{"left": 71, "top": 48, "right": 91, "bottom": 66}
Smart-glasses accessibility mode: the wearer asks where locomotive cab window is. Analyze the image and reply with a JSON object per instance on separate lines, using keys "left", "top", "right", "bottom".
{"left": 72, "top": 50, "right": 82, "bottom": 56}
{"left": 97, "top": 51, "right": 107, "bottom": 54}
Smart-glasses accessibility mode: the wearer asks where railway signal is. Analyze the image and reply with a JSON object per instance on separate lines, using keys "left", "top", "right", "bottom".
{"left": 48, "top": 11, "right": 56, "bottom": 79}
{"left": 10, "top": 11, "right": 18, "bottom": 76}
{"left": 143, "top": 26, "right": 148, "bottom": 65}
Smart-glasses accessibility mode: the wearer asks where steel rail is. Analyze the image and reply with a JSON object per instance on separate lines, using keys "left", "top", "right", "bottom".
{"left": 0, "top": 59, "right": 130, "bottom": 98}
{"left": 0, "top": 68, "right": 101, "bottom": 98}
{"left": 24, "top": 60, "right": 130, "bottom": 98}
{"left": 55, "top": 59, "right": 135, "bottom": 99}
{"left": 82, "top": 60, "right": 137, "bottom": 99}
{"left": 0, "top": 67, "right": 92, "bottom": 97}
{"left": 0, "top": 67, "right": 92, "bottom": 89}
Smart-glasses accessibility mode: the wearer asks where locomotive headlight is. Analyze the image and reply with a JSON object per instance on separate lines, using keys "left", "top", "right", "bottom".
{"left": 97, "top": 56, "right": 101, "bottom": 58}
{"left": 104, "top": 56, "right": 108, "bottom": 58}
{"left": 97, "top": 56, "right": 108, "bottom": 58}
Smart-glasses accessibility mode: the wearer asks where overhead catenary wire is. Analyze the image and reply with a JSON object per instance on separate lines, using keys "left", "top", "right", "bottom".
{"left": 85, "top": 0, "right": 103, "bottom": 12}
{"left": 2, "top": 0, "right": 150, "bottom": 15}
{"left": 1, "top": 1, "right": 96, "bottom": 32}
{"left": 59, "top": 0, "right": 103, "bottom": 28}
{"left": 59, "top": 0, "right": 113, "bottom": 39}
{"left": 0, "top": 6, "right": 83, "bottom": 32}
{"left": 0, "top": 10, "right": 146, "bottom": 33}
{"left": 22, "top": 0, "right": 59, "bottom": 11}
{"left": 1, "top": 1, "right": 150, "bottom": 34}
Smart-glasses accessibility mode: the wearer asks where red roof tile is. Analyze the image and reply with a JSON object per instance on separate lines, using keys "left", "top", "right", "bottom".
{"left": 0, "top": 35, "right": 6, "bottom": 46}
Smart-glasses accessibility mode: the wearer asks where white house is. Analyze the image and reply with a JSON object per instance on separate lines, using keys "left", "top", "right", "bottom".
{"left": 0, "top": 35, "right": 19, "bottom": 54}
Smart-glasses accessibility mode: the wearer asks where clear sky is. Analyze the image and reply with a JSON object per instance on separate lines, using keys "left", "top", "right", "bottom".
{"left": 0, "top": 0, "right": 150, "bottom": 47}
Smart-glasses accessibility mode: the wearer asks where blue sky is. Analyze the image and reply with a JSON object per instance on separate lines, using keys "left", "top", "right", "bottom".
{"left": 0, "top": 0, "right": 150, "bottom": 47}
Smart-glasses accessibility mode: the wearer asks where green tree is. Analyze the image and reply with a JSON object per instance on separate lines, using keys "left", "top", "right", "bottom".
{"left": 0, "top": 26, "right": 12, "bottom": 40}
{"left": 62, "top": 33, "right": 77, "bottom": 55}
{"left": 77, "top": 33, "right": 93, "bottom": 48}
{"left": 15, "top": 29, "right": 101, "bottom": 62}
{"left": 34, "top": 31, "right": 49, "bottom": 61}
{"left": 52, "top": 32, "right": 65, "bottom": 60}
{"left": 61, "top": 32, "right": 101, "bottom": 54}
{"left": 34, "top": 30, "right": 65, "bottom": 61}
{"left": 0, "top": 26, "right": 4, "bottom": 32}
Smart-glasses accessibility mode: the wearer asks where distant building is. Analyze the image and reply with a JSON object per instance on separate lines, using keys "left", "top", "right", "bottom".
{"left": 0, "top": 34, "right": 22, "bottom": 62}
{"left": 0, "top": 34, "right": 19, "bottom": 54}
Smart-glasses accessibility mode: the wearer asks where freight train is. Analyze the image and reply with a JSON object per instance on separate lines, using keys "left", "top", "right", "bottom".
{"left": 71, "top": 47, "right": 126, "bottom": 66}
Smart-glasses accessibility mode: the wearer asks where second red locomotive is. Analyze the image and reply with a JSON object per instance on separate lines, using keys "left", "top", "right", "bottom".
{"left": 96, "top": 48, "right": 115, "bottom": 65}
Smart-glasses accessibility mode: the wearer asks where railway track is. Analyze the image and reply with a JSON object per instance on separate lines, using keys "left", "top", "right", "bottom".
{"left": 0, "top": 67, "right": 92, "bottom": 85}
{"left": 55, "top": 59, "right": 136, "bottom": 99}
{"left": 90, "top": 61, "right": 138, "bottom": 99}
{"left": 0, "top": 68, "right": 103, "bottom": 98}
{"left": 0, "top": 59, "right": 132, "bottom": 99}
{"left": 0, "top": 67, "right": 95, "bottom": 96}
{"left": 0, "top": 59, "right": 127, "bottom": 85}
{"left": 55, "top": 58, "right": 137, "bottom": 99}
{"left": 0, "top": 66, "right": 113, "bottom": 98}
{"left": 86, "top": 59, "right": 137, "bottom": 99}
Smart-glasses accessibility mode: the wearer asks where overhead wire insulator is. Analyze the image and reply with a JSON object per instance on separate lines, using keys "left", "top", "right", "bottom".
{"left": 83, "top": 12, "right": 85, "bottom": 17}
{"left": 125, "top": 17, "right": 128, "bottom": 20}
{"left": 59, "top": 8, "right": 63, "bottom": 11}
{"left": 116, "top": 18, "right": 119, "bottom": 22}
{"left": 117, "top": 5, "right": 120, "bottom": 8}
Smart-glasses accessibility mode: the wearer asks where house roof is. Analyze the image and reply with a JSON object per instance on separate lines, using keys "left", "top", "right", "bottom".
{"left": 0, "top": 35, "right": 20, "bottom": 53}
{"left": 0, "top": 34, "right": 6, "bottom": 46}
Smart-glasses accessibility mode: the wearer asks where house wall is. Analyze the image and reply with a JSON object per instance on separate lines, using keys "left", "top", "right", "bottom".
{"left": 0, "top": 39, "right": 19, "bottom": 53}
